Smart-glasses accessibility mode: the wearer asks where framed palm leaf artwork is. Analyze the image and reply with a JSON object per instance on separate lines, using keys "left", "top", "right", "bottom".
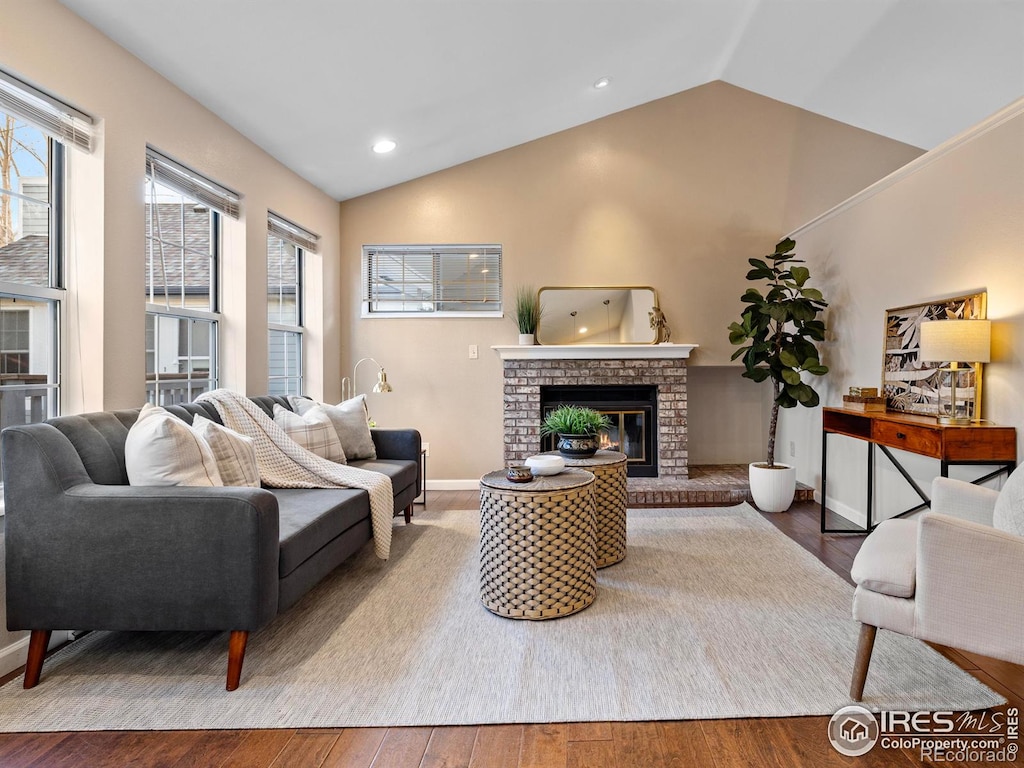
{"left": 882, "top": 292, "right": 987, "bottom": 417}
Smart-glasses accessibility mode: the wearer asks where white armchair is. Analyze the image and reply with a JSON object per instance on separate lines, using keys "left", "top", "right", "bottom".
{"left": 849, "top": 469, "right": 1024, "bottom": 701}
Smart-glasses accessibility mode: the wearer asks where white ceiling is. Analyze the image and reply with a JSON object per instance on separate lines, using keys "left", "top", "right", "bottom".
{"left": 59, "top": 0, "right": 1024, "bottom": 202}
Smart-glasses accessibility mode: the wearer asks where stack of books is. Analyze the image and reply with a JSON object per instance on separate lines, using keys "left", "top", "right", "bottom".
{"left": 844, "top": 386, "right": 885, "bottom": 411}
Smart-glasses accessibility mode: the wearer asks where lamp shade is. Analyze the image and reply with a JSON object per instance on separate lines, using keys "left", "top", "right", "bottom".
{"left": 919, "top": 319, "right": 991, "bottom": 363}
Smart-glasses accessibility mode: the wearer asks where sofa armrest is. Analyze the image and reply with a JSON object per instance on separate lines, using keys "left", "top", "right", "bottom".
{"left": 6, "top": 483, "right": 280, "bottom": 633}
{"left": 930, "top": 476, "right": 999, "bottom": 526}
{"left": 371, "top": 429, "right": 421, "bottom": 461}
{"left": 915, "top": 512, "right": 1024, "bottom": 664}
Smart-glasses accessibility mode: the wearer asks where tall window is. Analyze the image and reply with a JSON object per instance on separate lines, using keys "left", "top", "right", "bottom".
{"left": 267, "top": 212, "right": 317, "bottom": 396}
{"left": 145, "top": 147, "right": 239, "bottom": 405}
{"left": 362, "top": 244, "right": 502, "bottom": 316}
{"left": 0, "top": 69, "right": 91, "bottom": 469}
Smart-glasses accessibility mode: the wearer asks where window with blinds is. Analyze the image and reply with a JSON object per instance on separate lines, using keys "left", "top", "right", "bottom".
{"left": 362, "top": 244, "right": 502, "bottom": 316}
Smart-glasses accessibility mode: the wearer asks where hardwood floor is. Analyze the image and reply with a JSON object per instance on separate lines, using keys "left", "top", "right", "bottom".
{"left": 1, "top": 492, "right": 1021, "bottom": 768}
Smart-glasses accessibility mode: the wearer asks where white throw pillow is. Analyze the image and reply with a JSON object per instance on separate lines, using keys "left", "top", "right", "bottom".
{"left": 126, "top": 403, "right": 223, "bottom": 487}
{"left": 273, "top": 403, "right": 346, "bottom": 463}
{"left": 993, "top": 464, "right": 1024, "bottom": 538}
{"left": 191, "top": 415, "right": 260, "bottom": 487}
{"left": 290, "top": 395, "right": 377, "bottom": 461}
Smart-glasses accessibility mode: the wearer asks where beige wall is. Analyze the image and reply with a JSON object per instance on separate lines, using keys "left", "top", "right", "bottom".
{"left": 0, "top": 0, "right": 342, "bottom": 666}
{"left": 777, "top": 100, "right": 1024, "bottom": 525}
{"left": 0, "top": 0, "right": 343, "bottom": 409}
{"left": 339, "top": 82, "right": 922, "bottom": 480}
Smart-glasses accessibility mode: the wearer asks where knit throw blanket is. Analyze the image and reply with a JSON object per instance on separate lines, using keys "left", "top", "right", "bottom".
{"left": 196, "top": 389, "right": 393, "bottom": 560}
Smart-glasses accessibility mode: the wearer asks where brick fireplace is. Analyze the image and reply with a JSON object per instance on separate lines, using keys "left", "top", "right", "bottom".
{"left": 494, "top": 344, "right": 697, "bottom": 481}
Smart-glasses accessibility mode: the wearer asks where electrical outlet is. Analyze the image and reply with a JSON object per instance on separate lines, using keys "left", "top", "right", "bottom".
{"left": 422, "top": 442, "right": 430, "bottom": 457}
{"left": 789, "top": 441, "right": 796, "bottom": 458}
{"left": 468, "top": 344, "right": 478, "bottom": 359}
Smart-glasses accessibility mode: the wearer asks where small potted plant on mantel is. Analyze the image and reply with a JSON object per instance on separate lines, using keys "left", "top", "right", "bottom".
{"left": 513, "top": 285, "right": 542, "bottom": 345}
{"left": 541, "top": 404, "right": 611, "bottom": 459}
{"left": 728, "top": 238, "right": 829, "bottom": 512}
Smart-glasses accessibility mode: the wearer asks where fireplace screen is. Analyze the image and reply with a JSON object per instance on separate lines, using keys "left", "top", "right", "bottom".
{"left": 598, "top": 410, "right": 646, "bottom": 463}
{"left": 540, "top": 385, "right": 657, "bottom": 477}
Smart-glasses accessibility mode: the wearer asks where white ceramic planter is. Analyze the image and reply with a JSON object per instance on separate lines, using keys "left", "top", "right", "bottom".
{"left": 518, "top": 333, "right": 535, "bottom": 346}
{"left": 748, "top": 462, "right": 796, "bottom": 513}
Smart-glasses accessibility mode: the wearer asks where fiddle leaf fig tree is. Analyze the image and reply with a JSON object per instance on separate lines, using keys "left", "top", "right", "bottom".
{"left": 728, "top": 238, "right": 829, "bottom": 467}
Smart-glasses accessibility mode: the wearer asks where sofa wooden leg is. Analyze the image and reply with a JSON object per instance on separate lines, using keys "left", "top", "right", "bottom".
{"left": 404, "top": 503, "right": 413, "bottom": 524}
{"left": 23, "top": 630, "right": 51, "bottom": 689}
{"left": 226, "top": 630, "right": 249, "bottom": 691}
{"left": 850, "top": 623, "right": 877, "bottom": 701}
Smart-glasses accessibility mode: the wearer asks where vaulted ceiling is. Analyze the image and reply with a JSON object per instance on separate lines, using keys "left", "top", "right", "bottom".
{"left": 59, "top": 0, "right": 1024, "bottom": 201}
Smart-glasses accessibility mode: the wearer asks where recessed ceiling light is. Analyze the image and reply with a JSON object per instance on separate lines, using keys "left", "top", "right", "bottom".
{"left": 372, "top": 139, "right": 397, "bottom": 154}
{"left": 593, "top": 77, "right": 611, "bottom": 89}
{"left": 579, "top": 327, "right": 588, "bottom": 334}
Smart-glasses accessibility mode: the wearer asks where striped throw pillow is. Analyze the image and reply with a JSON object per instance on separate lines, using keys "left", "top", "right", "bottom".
{"left": 273, "top": 403, "right": 346, "bottom": 463}
{"left": 191, "top": 415, "right": 261, "bottom": 487}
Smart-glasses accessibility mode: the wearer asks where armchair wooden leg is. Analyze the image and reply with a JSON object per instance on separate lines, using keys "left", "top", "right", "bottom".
{"left": 851, "top": 623, "right": 878, "bottom": 701}
{"left": 404, "top": 503, "right": 413, "bottom": 524}
{"left": 226, "top": 630, "right": 249, "bottom": 691}
{"left": 23, "top": 630, "right": 52, "bottom": 689}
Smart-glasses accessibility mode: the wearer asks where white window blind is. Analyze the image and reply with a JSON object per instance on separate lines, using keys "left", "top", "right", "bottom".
{"left": 145, "top": 147, "right": 241, "bottom": 219}
{"left": 0, "top": 68, "right": 94, "bottom": 153}
{"left": 363, "top": 244, "right": 502, "bottom": 315}
{"left": 268, "top": 211, "right": 319, "bottom": 253}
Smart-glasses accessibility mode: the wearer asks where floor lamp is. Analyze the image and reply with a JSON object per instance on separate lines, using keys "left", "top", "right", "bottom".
{"left": 919, "top": 319, "right": 991, "bottom": 424}
{"left": 340, "top": 357, "right": 393, "bottom": 401}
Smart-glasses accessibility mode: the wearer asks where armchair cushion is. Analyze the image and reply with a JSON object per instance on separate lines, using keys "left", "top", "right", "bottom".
{"left": 850, "top": 518, "right": 918, "bottom": 598}
{"left": 993, "top": 464, "right": 1024, "bottom": 537}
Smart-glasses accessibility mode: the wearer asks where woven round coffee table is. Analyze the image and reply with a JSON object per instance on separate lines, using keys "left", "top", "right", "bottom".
{"left": 543, "top": 450, "right": 628, "bottom": 568}
{"left": 478, "top": 468, "right": 597, "bottom": 620}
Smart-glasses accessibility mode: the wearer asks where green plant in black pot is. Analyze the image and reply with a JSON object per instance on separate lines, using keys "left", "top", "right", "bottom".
{"left": 541, "top": 404, "right": 611, "bottom": 458}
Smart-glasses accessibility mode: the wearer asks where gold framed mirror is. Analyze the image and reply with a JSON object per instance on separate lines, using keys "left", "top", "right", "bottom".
{"left": 536, "top": 286, "right": 662, "bottom": 345}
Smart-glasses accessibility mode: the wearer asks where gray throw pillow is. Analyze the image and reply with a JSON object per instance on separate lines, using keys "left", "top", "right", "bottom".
{"left": 289, "top": 395, "right": 377, "bottom": 461}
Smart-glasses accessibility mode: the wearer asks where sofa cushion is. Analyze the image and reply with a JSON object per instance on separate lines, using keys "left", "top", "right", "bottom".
{"left": 191, "top": 415, "right": 260, "bottom": 487}
{"left": 349, "top": 458, "right": 418, "bottom": 495}
{"left": 125, "top": 403, "right": 223, "bottom": 487}
{"left": 292, "top": 395, "right": 376, "bottom": 461}
{"left": 275, "top": 488, "right": 369, "bottom": 577}
{"left": 272, "top": 403, "right": 346, "bottom": 463}
{"left": 850, "top": 518, "right": 918, "bottom": 598}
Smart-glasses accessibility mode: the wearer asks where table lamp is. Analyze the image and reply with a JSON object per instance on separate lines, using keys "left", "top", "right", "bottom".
{"left": 919, "top": 319, "right": 991, "bottom": 424}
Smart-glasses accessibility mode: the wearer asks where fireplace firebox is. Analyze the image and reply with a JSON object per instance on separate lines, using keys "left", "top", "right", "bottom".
{"left": 541, "top": 385, "right": 658, "bottom": 477}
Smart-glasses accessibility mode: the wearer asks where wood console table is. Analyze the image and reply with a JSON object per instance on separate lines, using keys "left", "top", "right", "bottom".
{"left": 821, "top": 407, "right": 1016, "bottom": 533}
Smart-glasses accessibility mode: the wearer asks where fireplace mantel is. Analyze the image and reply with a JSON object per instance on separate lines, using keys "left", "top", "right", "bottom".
{"left": 491, "top": 343, "right": 697, "bottom": 361}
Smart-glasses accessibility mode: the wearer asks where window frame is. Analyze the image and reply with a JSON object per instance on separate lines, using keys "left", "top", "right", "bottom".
{"left": 361, "top": 244, "right": 503, "bottom": 318}
{"left": 144, "top": 157, "right": 223, "bottom": 405}
{"left": 267, "top": 214, "right": 308, "bottom": 397}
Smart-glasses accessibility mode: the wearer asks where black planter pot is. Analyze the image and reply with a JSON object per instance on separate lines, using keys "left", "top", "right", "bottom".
{"left": 556, "top": 433, "right": 599, "bottom": 459}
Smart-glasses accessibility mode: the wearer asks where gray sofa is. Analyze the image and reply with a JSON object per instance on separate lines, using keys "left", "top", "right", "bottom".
{"left": 2, "top": 395, "right": 421, "bottom": 690}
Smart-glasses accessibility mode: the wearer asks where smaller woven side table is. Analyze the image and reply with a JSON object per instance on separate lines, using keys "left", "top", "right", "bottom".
{"left": 479, "top": 468, "right": 597, "bottom": 620}
{"left": 544, "top": 450, "right": 628, "bottom": 568}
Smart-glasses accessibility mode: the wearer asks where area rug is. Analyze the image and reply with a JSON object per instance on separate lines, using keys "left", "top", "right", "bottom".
{"left": 0, "top": 504, "right": 1002, "bottom": 731}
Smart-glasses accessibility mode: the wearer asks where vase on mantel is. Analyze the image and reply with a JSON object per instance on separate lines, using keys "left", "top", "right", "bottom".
{"left": 518, "top": 333, "right": 535, "bottom": 346}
